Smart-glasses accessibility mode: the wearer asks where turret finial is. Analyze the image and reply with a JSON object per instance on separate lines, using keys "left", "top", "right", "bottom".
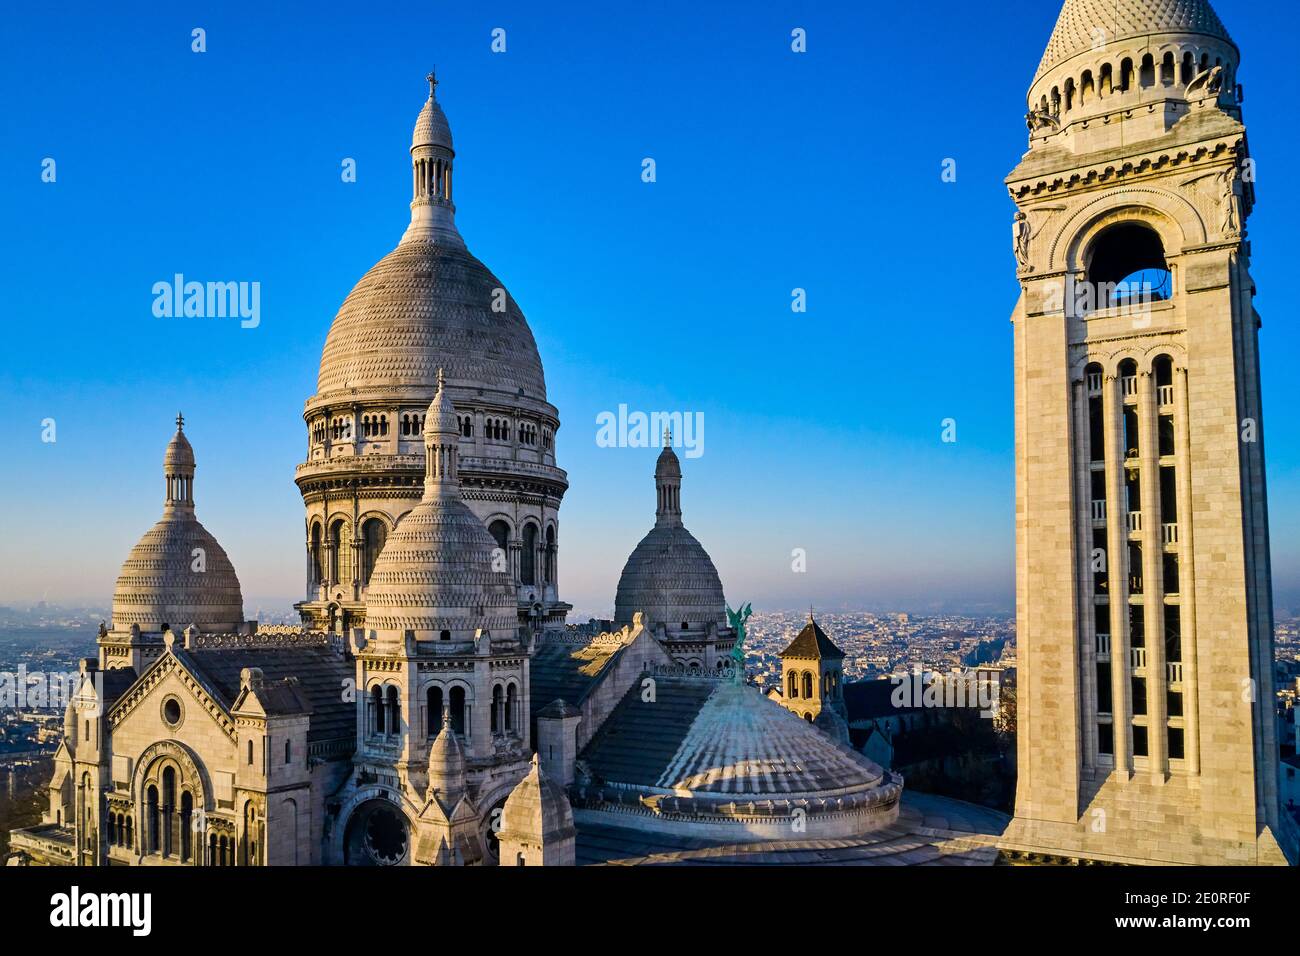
{"left": 426, "top": 70, "right": 438, "bottom": 98}
{"left": 176, "top": 412, "right": 184, "bottom": 431}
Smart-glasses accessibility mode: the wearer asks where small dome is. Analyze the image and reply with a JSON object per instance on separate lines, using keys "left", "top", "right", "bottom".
{"left": 500, "top": 754, "right": 575, "bottom": 843}
{"left": 163, "top": 426, "right": 195, "bottom": 470}
{"left": 1035, "top": 0, "right": 1234, "bottom": 80}
{"left": 364, "top": 499, "right": 516, "bottom": 639}
{"left": 426, "top": 709, "right": 467, "bottom": 802}
{"left": 112, "top": 422, "right": 244, "bottom": 634}
{"left": 423, "top": 369, "right": 459, "bottom": 438}
{"left": 112, "top": 516, "right": 245, "bottom": 634}
{"left": 363, "top": 389, "right": 516, "bottom": 640}
{"left": 654, "top": 443, "right": 681, "bottom": 479}
{"left": 412, "top": 94, "right": 453, "bottom": 151}
{"left": 614, "top": 524, "right": 726, "bottom": 629}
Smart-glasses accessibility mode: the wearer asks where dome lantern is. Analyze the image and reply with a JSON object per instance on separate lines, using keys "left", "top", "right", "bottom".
{"left": 163, "top": 412, "right": 195, "bottom": 511}
{"left": 403, "top": 71, "right": 461, "bottom": 247}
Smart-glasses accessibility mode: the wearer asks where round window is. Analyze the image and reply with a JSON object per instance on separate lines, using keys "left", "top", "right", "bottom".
{"left": 162, "top": 698, "right": 182, "bottom": 726}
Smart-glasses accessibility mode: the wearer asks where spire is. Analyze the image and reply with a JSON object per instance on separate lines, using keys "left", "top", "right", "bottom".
{"left": 163, "top": 414, "right": 196, "bottom": 510}
{"left": 654, "top": 428, "right": 682, "bottom": 527}
{"left": 403, "top": 72, "right": 462, "bottom": 246}
{"left": 422, "top": 368, "right": 462, "bottom": 500}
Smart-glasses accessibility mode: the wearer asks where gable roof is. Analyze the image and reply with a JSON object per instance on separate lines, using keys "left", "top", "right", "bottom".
{"left": 530, "top": 634, "right": 628, "bottom": 714}
{"left": 184, "top": 644, "right": 354, "bottom": 745}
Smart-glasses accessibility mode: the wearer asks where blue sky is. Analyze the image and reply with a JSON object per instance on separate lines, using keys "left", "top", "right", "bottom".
{"left": 2, "top": 0, "right": 1297, "bottom": 616}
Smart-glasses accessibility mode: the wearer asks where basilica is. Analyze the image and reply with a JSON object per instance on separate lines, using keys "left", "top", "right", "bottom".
{"left": 11, "top": 0, "right": 1293, "bottom": 867}
{"left": 8, "top": 73, "right": 1004, "bottom": 867}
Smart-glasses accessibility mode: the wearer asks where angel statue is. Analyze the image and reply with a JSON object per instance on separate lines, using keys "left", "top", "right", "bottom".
{"left": 725, "top": 602, "right": 752, "bottom": 677}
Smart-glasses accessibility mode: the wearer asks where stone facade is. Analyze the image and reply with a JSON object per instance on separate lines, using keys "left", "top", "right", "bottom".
{"left": 1002, "top": 0, "right": 1295, "bottom": 865}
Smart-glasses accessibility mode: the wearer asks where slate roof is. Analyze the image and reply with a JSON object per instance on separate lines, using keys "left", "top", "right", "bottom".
{"left": 843, "top": 678, "right": 921, "bottom": 722}
{"left": 97, "top": 668, "right": 139, "bottom": 706}
{"left": 529, "top": 636, "right": 627, "bottom": 716}
{"left": 183, "top": 644, "right": 355, "bottom": 746}
{"left": 580, "top": 677, "right": 715, "bottom": 788}
{"left": 779, "top": 617, "right": 844, "bottom": 660}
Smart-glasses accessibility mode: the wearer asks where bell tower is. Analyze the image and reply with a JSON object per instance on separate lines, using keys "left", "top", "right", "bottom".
{"left": 1003, "top": 0, "right": 1294, "bottom": 864}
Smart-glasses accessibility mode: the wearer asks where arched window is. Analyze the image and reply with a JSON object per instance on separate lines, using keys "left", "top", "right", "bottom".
{"left": 146, "top": 784, "right": 159, "bottom": 855}
{"left": 788, "top": 672, "right": 798, "bottom": 699}
{"left": 491, "top": 684, "right": 502, "bottom": 734}
{"left": 285, "top": 739, "right": 292, "bottom": 764}
{"left": 426, "top": 685, "right": 443, "bottom": 734}
{"left": 521, "top": 523, "right": 538, "bottom": 586}
{"left": 545, "top": 526, "right": 555, "bottom": 585}
{"left": 802, "top": 672, "right": 814, "bottom": 699}
{"left": 361, "top": 518, "right": 387, "bottom": 588}
{"left": 371, "top": 685, "right": 385, "bottom": 735}
{"left": 125, "top": 815, "right": 133, "bottom": 850}
{"left": 385, "top": 686, "right": 400, "bottom": 737}
{"left": 310, "top": 522, "right": 323, "bottom": 587}
{"left": 450, "top": 686, "right": 466, "bottom": 736}
{"left": 1086, "top": 221, "right": 1170, "bottom": 311}
{"left": 1160, "top": 51, "right": 1175, "bottom": 85}
{"left": 506, "top": 683, "right": 517, "bottom": 733}
{"left": 161, "top": 767, "right": 176, "bottom": 858}
{"left": 180, "top": 791, "right": 193, "bottom": 862}
{"left": 247, "top": 740, "right": 254, "bottom": 766}
{"left": 329, "top": 519, "right": 344, "bottom": 584}
{"left": 1140, "top": 53, "right": 1155, "bottom": 88}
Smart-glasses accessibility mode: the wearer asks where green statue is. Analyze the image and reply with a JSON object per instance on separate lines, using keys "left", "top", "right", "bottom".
{"left": 726, "top": 602, "right": 752, "bottom": 678}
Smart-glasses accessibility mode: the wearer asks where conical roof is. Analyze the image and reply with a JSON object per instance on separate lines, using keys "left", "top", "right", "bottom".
{"left": 1035, "top": 0, "right": 1233, "bottom": 79}
{"left": 780, "top": 616, "right": 845, "bottom": 660}
{"left": 499, "top": 753, "right": 575, "bottom": 841}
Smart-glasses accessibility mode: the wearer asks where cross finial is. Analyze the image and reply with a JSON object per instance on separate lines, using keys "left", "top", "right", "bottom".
{"left": 176, "top": 411, "right": 184, "bottom": 431}
{"left": 426, "top": 70, "right": 438, "bottom": 98}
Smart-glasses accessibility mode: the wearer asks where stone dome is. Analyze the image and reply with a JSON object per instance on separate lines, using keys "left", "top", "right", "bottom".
{"left": 614, "top": 443, "right": 725, "bottom": 630}
{"left": 412, "top": 95, "right": 453, "bottom": 151}
{"left": 614, "top": 525, "right": 727, "bottom": 629}
{"left": 499, "top": 753, "right": 575, "bottom": 842}
{"left": 112, "top": 422, "right": 244, "bottom": 635}
{"left": 163, "top": 427, "right": 195, "bottom": 469}
{"left": 313, "top": 77, "right": 546, "bottom": 405}
{"left": 362, "top": 383, "right": 517, "bottom": 640}
{"left": 1036, "top": 0, "right": 1233, "bottom": 79}
{"left": 315, "top": 241, "right": 547, "bottom": 401}
{"left": 656, "top": 681, "right": 883, "bottom": 797}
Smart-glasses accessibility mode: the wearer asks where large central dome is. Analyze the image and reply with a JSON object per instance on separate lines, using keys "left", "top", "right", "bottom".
{"left": 313, "top": 72, "right": 546, "bottom": 403}
{"left": 315, "top": 241, "right": 547, "bottom": 400}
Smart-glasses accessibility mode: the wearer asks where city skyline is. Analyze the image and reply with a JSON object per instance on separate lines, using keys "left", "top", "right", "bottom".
{"left": 3, "top": 0, "right": 1298, "bottom": 615}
